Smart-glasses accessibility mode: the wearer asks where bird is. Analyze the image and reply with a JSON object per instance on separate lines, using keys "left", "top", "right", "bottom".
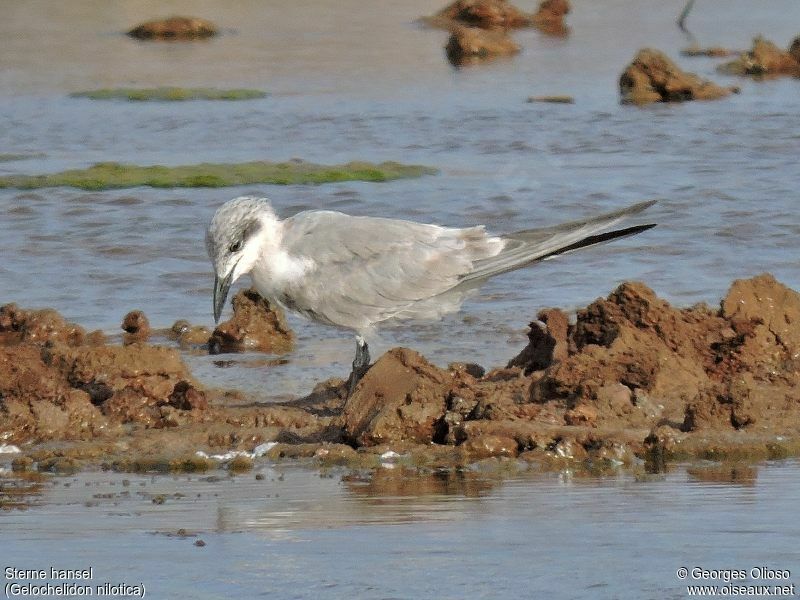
{"left": 206, "top": 196, "right": 656, "bottom": 393}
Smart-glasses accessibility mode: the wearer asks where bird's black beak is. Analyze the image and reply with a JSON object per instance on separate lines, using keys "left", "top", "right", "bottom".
{"left": 213, "top": 272, "right": 233, "bottom": 323}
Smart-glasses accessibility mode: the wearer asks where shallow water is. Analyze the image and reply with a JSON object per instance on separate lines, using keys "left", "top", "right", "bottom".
{"left": 3, "top": 460, "right": 799, "bottom": 599}
{"left": 3, "top": 0, "right": 800, "bottom": 394}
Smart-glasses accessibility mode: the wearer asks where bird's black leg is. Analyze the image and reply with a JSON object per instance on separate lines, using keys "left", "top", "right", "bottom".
{"left": 348, "top": 336, "right": 371, "bottom": 396}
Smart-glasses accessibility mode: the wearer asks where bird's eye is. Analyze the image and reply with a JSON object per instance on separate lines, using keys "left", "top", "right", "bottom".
{"left": 229, "top": 240, "right": 242, "bottom": 253}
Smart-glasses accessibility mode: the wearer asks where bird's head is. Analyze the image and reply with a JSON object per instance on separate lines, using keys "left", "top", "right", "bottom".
{"left": 206, "top": 196, "right": 276, "bottom": 323}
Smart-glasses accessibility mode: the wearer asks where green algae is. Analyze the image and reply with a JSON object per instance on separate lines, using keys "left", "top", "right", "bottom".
{"left": 227, "top": 455, "right": 254, "bottom": 473}
{"left": 0, "top": 160, "right": 438, "bottom": 191}
{"left": 107, "top": 455, "right": 214, "bottom": 474}
{"left": 70, "top": 87, "right": 268, "bottom": 101}
{"left": 0, "top": 153, "right": 45, "bottom": 162}
{"left": 36, "top": 457, "right": 80, "bottom": 474}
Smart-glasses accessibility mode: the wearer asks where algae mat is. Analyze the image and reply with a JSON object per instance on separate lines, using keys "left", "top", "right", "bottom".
{"left": 0, "top": 161, "right": 438, "bottom": 190}
{"left": 70, "top": 87, "right": 268, "bottom": 101}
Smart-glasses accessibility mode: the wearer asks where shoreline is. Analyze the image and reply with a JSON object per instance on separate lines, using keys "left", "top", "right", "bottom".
{"left": 2, "top": 272, "right": 799, "bottom": 481}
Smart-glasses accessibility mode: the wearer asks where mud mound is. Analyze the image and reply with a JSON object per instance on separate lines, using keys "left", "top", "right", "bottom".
{"left": 431, "top": 0, "right": 533, "bottom": 29}
{"left": 620, "top": 48, "right": 738, "bottom": 104}
{"left": 427, "top": 0, "right": 569, "bottom": 35}
{"left": 169, "top": 320, "right": 212, "bottom": 347}
{"left": 513, "top": 274, "right": 800, "bottom": 438}
{"left": 0, "top": 345, "right": 110, "bottom": 443}
{"left": 339, "top": 347, "right": 530, "bottom": 452}
{"left": 122, "top": 310, "right": 150, "bottom": 344}
{"left": 719, "top": 36, "right": 800, "bottom": 77}
{"left": 0, "top": 305, "right": 207, "bottom": 443}
{"left": 45, "top": 343, "right": 205, "bottom": 427}
{"left": 446, "top": 26, "right": 521, "bottom": 66}
{"left": 340, "top": 348, "right": 454, "bottom": 446}
{"left": 0, "top": 303, "right": 95, "bottom": 346}
{"left": 208, "top": 289, "right": 294, "bottom": 354}
{"left": 127, "top": 16, "right": 217, "bottom": 40}
{"left": 531, "top": 0, "right": 570, "bottom": 36}
{"left": 721, "top": 273, "right": 800, "bottom": 364}
{"left": 525, "top": 282, "right": 726, "bottom": 429}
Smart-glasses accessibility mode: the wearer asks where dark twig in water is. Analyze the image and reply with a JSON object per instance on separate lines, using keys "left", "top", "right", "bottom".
{"left": 677, "top": 0, "right": 695, "bottom": 31}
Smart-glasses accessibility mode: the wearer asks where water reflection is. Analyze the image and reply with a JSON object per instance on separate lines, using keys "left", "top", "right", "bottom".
{"left": 0, "top": 471, "right": 47, "bottom": 511}
{"left": 1, "top": 461, "right": 798, "bottom": 600}
{"left": 686, "top": 463, "right": 758, "bottom": 486}
{"left": 343, "top": 468, "right": 500, "bottom": 500}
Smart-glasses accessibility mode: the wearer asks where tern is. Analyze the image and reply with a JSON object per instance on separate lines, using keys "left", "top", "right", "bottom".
{"left": 206, "top": 197, "right": 656, "bottom": 392}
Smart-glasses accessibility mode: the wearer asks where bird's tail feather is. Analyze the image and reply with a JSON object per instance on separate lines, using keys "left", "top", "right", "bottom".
{"left": 458, "top": 200, "right": 657, "bottom": 285}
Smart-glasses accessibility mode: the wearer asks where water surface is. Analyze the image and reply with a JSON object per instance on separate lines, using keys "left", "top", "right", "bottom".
{"left": 3, "top": 461, "right": 799, "bottom": 599}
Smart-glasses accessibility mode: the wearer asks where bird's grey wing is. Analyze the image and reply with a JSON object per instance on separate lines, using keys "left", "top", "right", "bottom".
{"left": 460, "top": 200, "right": 657, "bottom": 285}
{"left": 280, "top": 211, "right": 504, "bottom": 329}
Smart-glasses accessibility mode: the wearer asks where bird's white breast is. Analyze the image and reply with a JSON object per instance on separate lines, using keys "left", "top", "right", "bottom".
{"left": 251, "top": 249, "right": 315, "bottom": 299}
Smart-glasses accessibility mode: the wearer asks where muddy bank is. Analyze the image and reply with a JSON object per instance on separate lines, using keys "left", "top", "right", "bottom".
{"left": 2, "top": 274, "right": 800, "bottom": 475}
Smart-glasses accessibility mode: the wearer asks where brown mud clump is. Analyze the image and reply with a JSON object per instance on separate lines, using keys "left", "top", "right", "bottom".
{"left": 531, "top": 0, "right": 570, "bottom": 36}
{"left": 208, "top": 289, "right": 294, "bottom": 354}
{"left": 0, "top": 304, "right": 207, "bottom": 444}
{"left": 127, "top": 16, "right": 217, "bottom": 40}
{"left": 0, "top": 303, "right": 97, "bottom": 347}
{"left": 508, "top": 308, "right": 569, "bottom": 372}
{"left": 430, "top": 0, "right": 533, "bottom": 29}
{"left": 620, "top": 49, "right": 739, "bottom": 104}
{"left": 169, "top": 320, "right": 212, "bottom": 347}
{"left": 446, "top": 26, "right": 521, "bottom": 66}
{"left": 521, "top": 274, "right": 800, "bottom": 450}
{"left": 718, "top": 36, "right": 800, "bottom": 78}
{"left": 426, "top": 0, "right": 570, "bottom": 35}
{"left": 121, "top": 310, "right": 150, "bottom": 344}
{"left": 340, "top": 348, "right": 454, "bottom": 446}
